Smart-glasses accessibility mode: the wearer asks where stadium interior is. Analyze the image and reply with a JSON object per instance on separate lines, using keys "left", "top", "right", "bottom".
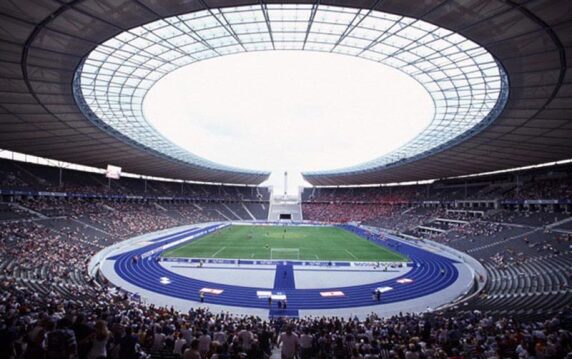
{"left": 1, "top": 1, "right": 572, "bottom": 358}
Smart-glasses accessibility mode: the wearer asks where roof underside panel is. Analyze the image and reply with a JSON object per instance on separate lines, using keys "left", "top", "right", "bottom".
{"left": 0, "top": 0, "right": 570, "bottom": 185}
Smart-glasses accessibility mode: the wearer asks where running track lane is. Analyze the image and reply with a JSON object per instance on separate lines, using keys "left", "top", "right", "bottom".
{"left": 107, "top": 225, "right": 461, "bottom": 310}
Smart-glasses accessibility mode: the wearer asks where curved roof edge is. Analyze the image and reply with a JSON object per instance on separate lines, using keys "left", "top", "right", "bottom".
{"left": 72, "top": 62, "right": 270, "bottom": 185}
{"left": 0, "top": 0, "right": 570, "bottom": 186}
{"left": 303, "top": 67, "right": 510, "bottom": 185}
{"left": 75, "top": 3, "right": 504, "bottom": 184}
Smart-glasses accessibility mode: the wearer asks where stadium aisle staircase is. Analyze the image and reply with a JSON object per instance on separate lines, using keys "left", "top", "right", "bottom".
{"left": 273, "top": 263, "right": 296, "bottom": 290}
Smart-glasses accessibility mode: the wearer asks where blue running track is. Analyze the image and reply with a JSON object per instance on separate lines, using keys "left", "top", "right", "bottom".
{"left": 107, "top": 224, "right": 460, "bottom": 313}
{"left": 274, "top": 263, "right": 296, "bottom": 290}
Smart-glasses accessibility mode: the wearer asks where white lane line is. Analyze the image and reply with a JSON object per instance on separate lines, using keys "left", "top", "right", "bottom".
{"left": 345, "top": 249, "right": 358, "bottom": 260}
{"left": 211, "top": 246, "right": 226, "bottom": 258}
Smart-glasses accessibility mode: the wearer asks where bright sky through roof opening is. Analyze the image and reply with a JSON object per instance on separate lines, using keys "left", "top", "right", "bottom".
{"left": 144, "top": 51, "right": 433, "bottom": 194}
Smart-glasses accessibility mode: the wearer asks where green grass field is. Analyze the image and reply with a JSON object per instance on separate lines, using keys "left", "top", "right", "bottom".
{"left": 162, "top": 225, "right": 407, "bottom": 262}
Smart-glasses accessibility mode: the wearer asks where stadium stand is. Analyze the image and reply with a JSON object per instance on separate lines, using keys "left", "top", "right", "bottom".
{"left": 1, "top": 212, "right": 571, "bottom": 357}
{"left": 1, "top": 160, "right": 571, "bottom": 358}
{"left": 2, "top": 0, "right": 572, "bottom": 356}
{"left": 0, "top": 159, "right": 270, "bottom": 201}
{"left": 298, "top": 166, "right": 572, "bottom": 326}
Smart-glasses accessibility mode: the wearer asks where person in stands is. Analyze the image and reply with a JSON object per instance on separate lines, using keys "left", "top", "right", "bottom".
{"left": 278, "top": 325, "right": 299, "bottom": 359}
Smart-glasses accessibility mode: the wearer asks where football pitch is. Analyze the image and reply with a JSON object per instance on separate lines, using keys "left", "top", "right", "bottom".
{"left": 162, "top": 225, "right": 407, "bottom": 262}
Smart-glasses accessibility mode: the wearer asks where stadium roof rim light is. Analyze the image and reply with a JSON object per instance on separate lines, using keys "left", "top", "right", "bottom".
{"left": 74, "top": 3, "right": 508, "bottom": 180}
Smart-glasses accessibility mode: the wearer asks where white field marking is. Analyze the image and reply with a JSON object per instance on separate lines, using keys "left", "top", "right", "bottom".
{"left": 344, "top": 249, "right": 358, "bottom": 260}
{"left": 211, "top": 246, "right": 226, "bottom": 258}
{"left": 251, "top": 253, "right": 255, "bottom": 258}
{"left": 314, "top": 254, "right": 319, "bottom": 260}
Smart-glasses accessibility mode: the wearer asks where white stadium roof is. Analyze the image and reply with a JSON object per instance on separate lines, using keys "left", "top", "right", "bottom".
{"left": 0, "top": 0, "right": 570, "bottom": 185}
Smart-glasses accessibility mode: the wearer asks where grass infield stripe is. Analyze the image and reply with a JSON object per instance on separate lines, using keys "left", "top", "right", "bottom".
{"left": 344, "top": 249, "right": 358, "bottom": 260}
{"left": 211, "top": 246, "right": 226, "bottom": 257}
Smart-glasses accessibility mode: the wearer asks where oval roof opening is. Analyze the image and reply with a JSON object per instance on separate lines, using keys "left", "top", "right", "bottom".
{"left": 75, "top": 3, "right": 506, "bottom": 189}
{"left": 143, "top": 51, "right": 433, "bottom": 175}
